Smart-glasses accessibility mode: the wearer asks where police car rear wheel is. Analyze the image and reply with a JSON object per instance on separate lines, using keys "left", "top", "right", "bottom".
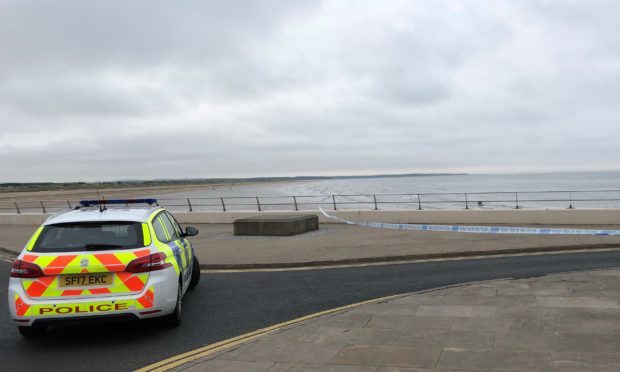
{"left": 164, "top": 281, "right": 182, "bottom": 327}
{"left": 189, "top": 256, "right": 200, "bottom": 290}
{"left": 18, "top": 326, "right": 46, "bottom": 338}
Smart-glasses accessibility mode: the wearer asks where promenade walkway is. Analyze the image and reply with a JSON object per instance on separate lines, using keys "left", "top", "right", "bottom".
{"left": 1, "top": 223, "right": 620, "bottom": 267}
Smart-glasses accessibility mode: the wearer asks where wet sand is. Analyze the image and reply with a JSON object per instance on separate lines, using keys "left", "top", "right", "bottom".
{"left": 0, "top": 182, "right": 279, "bottom": 202}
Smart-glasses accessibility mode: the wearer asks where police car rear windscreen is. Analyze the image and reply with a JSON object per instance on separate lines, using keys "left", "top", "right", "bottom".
{"left": 31, "top": 222, "right": 144, "bottom": 252}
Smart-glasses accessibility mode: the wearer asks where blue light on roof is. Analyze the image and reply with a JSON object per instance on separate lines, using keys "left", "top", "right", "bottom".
{"left": 79, "top": 198, "right": 158, "bottom": 207}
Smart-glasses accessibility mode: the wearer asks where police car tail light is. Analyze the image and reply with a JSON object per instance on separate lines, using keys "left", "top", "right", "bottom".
{"left": 10, "top": 259, "right": 44, "bottom": 278}
{"left": 125, "top": 252, "right": 171, "bottom": 273}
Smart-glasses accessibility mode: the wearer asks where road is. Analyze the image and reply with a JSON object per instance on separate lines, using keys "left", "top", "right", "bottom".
{"left": 2, "top": 251, "right": 620, "bottom": 371}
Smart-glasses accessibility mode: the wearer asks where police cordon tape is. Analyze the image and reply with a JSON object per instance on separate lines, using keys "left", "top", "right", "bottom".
{"left": 317, "top": 206, "right": 620, "bottom": 236}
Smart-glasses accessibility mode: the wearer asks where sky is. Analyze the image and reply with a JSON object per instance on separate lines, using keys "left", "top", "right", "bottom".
{"left": 1, "top": 0, "right": 619, "bottom": 182}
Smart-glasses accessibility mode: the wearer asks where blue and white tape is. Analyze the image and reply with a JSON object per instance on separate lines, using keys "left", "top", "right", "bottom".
{"left": 318, "top": 206, "right": 620, "bottom": 236}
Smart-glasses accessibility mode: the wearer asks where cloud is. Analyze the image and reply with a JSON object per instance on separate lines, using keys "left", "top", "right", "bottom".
{"left": 0, "top": 0, "right": 619, "bottom": 181}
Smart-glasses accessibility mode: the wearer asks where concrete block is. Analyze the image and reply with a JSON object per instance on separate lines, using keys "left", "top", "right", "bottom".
{"left": 234, "top": 214, "right": 319, "bottom": 236}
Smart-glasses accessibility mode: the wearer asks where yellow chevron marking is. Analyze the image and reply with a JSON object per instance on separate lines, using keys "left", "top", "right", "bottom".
{"left": 25, "top": 226, "right": 44, "bottom": 251}
{"left": 142, "top": 223, "right": 152, "bottom": 246}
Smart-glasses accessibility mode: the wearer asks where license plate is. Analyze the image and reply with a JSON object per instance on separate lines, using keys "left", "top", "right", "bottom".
{"left": 60, "top": 273, "right": 113, "bottom": 287}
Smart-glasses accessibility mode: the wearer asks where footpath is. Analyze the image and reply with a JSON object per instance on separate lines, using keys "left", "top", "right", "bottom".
{"left": 168, "top": 268, "right": 620, "bottom": 371}
{"left": 1, "top": 223, "right": 620, "bottom": 268}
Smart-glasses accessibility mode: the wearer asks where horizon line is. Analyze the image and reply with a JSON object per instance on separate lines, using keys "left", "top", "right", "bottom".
{"left": 2, "top": 169, "right": 620, "bottom": 185}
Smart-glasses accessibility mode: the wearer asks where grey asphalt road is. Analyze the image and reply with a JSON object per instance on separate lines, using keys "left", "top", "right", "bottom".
{"left": 1, "top": 251, "right": 620, "bottom": 371}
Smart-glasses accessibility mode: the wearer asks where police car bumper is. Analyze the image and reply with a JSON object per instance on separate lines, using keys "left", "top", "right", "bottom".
{"left": 8, "top": 267, "right": 179, "bottom": 327}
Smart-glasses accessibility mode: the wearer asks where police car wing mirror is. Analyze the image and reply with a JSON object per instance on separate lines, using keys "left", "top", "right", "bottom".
{"left": 184, "top": 226, "right": 199, "bottom": 237}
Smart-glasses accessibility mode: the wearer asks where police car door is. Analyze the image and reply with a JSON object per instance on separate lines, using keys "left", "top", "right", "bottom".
{"left": 161, "top": 212, "right": 192, "bottom": 287}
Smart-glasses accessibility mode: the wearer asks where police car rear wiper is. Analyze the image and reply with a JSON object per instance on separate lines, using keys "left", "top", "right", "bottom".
{"left": 84, "top": 244, "right": 124, "bottom": 250}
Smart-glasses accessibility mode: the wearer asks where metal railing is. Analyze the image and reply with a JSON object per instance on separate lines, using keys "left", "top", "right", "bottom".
{"left": 2, "top": 190, "right": 620, "bottom": 214}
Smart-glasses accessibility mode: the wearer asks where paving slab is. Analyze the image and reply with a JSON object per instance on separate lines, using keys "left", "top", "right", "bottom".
{"left": 302, "top": 327, "right": 401, "bottom": 345}
{"left": 268, "top": 364, "right": 377, "bottom": 372}
{"left": 414, "top": 305, "right": 496, "bottom": 318}
{"left": 536, "top": 296, "right": 620, "bottom": 309}
{"left": 233, "top": 340, "right": 347, "bottom": 364}
{"left": 182, "top": 360, "right": 274, "bottom": 372}
{"left": 393, "top": 329, "right": 494, "bottom": 350}
{"left": 556, "top": 318, "right": 620, "bottom": 335}
{"left": 553, "top": 351, "right": 620, "bottom": 372}
{"left": 559, "top": 307, "right": 620, "bottom": 321}
{"left": 436, "top": 349, "right": 554, "bottom": 371}
{"left": 240, "top": 325, "right": 321, "bottom": 346}
{"left": 348, "top": 303, "right": 419, "bottom": 316}
{"left": 450, "top": 317, "right": 516, "bottom": 332}
{"left": 367, "top": 315, "right": 453, "bottom": 331}
{"left": 313, "top": 313, "right": 373, "bottom": 328}
{"left": 555, "top": 333, "right": 620, "bottom": 353}
{"left": 494, "top": 331, "right": 556, "bottom": 351}
{"left": 182, "top": 268, "right": 620, "bottom": 371}
{"left": 375, "top": 368, "right": 464, "bottom": 372}
{"left": 330, "top": 344, "right": 442, "bottom": 369}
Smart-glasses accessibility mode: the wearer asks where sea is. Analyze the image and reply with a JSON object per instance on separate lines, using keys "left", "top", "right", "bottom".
{"left": 154, "top": 171, "right": 620, "bottom": 212}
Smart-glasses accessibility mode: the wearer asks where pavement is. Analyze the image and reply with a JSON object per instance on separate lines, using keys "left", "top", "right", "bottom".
{"left": 171, "top": 268, "right": 620, "bottom": 372}
{"left": 1, "top": 223, "right": 620, "bottom": 268}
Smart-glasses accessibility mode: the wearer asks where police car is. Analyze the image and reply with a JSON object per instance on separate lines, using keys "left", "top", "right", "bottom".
{"left": 8, "top": 199, "right": 200, "bottom": 337}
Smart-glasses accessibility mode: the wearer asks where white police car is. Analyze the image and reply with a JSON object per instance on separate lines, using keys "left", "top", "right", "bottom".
{"left": 8, "top": 199, "right": 200, "bottom": 337}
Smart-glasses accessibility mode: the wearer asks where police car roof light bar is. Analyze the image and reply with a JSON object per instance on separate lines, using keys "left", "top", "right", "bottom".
{"left": 78, "top": 198, "right": 158, "bottom": 207}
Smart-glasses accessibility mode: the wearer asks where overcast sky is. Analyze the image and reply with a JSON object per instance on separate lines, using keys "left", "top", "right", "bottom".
{"left": 1, "top": 0, "right": 619, "bottom": 182}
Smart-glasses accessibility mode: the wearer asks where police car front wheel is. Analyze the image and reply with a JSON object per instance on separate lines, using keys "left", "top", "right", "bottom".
{"left": 189, "top": 256, "right": 200, "bottom": 290}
